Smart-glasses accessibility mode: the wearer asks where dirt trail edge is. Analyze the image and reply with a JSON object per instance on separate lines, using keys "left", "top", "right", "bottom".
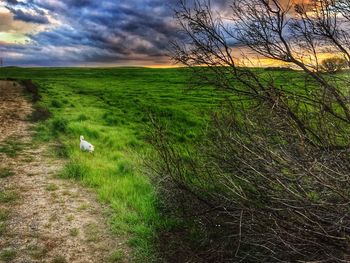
{"left": 0, "top": 81, "right": 131, "bottom": 263}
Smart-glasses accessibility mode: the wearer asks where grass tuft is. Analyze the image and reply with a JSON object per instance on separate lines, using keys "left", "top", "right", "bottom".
{"left": 0, "top": 210, "right": 8, "bottom": 221}
{"left": 51, "top": 255, "right": 67, "bottom": 263}
{"left": 108, "top": 250, "right": 125, "bottom": 262}
{"left": 61, "top": 161, "right": 88, "bottom": 179}
{"left": 0, "top": 222, "right": 6, "bottom": 236}
{"left": 27, "top": 245, "right": 48, "bottom": 260}
{"left": 0, "top": 191, "right": 18, "bottom": 203}
{"left": 84, "top": 223, "right": 100, "bottom": 242}
{"left": 77, "top": 114, "right": 89, "bottom": 121}
{"left": 0, "top": 139, "right": 24, "bottom": 158}
{"left": 0, "top": 248, "right": 16, "bottom": 262}
{"left": 51, "top": 118, "right": 68, "bottom": 134}
{"left": 45, "top": 184, "right": 58, "bottom": 191}
{"left": 0, "top": 168, "right": 15, "bottom": 178}
{"left": 51, "top": 99, "right": 62, "bottom": 108}
{"left": 69, "top": 228, "right": 79, "bottom": 237}
{"left": 0, "top": 209, "right": 9, "bottom": 235}
{"left": 54, "top": 143, "right": 69, "bottom": 158}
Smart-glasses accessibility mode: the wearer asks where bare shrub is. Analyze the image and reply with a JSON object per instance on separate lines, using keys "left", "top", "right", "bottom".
{"left": 321, "top": 57, "right": 348, "bottom": 73}
{"left": 152, "top": 104, "right": 350, "bottom": 261}
{"left": 150, "top": 0, "right": 350, "bottom": 262}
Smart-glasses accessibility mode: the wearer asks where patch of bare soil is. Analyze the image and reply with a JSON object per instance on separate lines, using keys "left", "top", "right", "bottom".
{"left": 0, "top": 81, "right": 131, "bottom": 263}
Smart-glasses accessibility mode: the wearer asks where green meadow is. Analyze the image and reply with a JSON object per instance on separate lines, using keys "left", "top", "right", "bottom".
{"left": 0, "top": 67, "right": 225, "bottom": 261}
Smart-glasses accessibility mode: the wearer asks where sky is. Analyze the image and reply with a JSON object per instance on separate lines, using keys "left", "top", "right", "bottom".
{"left": 0, "top": 0, "right": 316, "bottom": 68}
{"left": 0, "top": 0, "right": 188, "bottom": 67}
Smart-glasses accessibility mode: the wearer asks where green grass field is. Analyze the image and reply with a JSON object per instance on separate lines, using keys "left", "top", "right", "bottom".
{"left": 0, "top": 67, "right": 226, "bottom": 261}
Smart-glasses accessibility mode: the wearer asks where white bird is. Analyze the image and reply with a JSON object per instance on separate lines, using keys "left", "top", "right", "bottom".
{"left": 80, "top": 135, "right": 94, "bottom": 153}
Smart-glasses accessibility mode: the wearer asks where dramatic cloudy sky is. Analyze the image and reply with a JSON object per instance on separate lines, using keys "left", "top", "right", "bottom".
{"left": 0, "top": 0, "right": 310, "bottom": 67}
{"left": 0, "top": 0, "right": 191, "bottom": 67}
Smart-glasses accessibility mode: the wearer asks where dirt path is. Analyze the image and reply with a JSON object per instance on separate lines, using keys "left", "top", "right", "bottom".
{"left": 0, "top": 81, "right": 130, "bottom": 263}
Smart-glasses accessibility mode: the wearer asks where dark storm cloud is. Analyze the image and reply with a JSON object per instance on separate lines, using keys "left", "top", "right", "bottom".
{"left": 3, "top": 0, "right": 20, "bottom": 4}
{"left": 6, "top": 6, "right": 49, "bottom": 24}
{"left": 4, "top": 0, "right": 50, "bottom": 24}
{"left": 1, "top": 0, "right": 230, "bottom": 66}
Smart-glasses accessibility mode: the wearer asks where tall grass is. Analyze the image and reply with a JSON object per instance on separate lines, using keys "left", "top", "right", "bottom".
{"left": 0, "top": 67, "right": 224, "bottom": 261}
